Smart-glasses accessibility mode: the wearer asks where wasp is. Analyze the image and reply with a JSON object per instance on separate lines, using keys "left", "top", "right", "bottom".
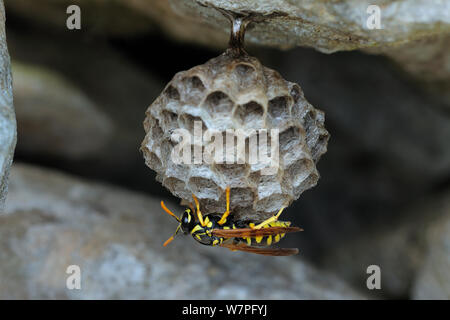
{"left": 161, "top": 187, "right": 302, "bottom": 256}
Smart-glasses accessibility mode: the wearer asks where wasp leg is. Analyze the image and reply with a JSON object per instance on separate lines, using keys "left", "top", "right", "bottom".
{"left": 192, "top": 193, "right": 206, "bottom": 227}
{"left": 217, "top": 187, "right": 231, "bottom": 225}
{"left": 252, "top": 207, "right": 285, "bottom": 229}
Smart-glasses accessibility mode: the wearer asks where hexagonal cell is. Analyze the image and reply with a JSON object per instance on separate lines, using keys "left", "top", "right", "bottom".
{"left": 197, "top": 197, "right": 225, "bottom": 215}
{"left": 234, "top": 101, "right": 264, "bottom": 128}
{"left": 160, "top": 139, "right": 174, "bottom": 162}
{"left": 163, "top": 176, "right": 185, "bottom": 190}
{"left": 160, "top": 110, "right": 179, "bottom": 131}
{"left": 279, "top": 126, "right": 302, "bottom": 152}
{"left": 143, "top": 116, "right": 153, "bottom": 132}
{"left": 203, "top": 91, "right": 234, "bottom": 116}
{"left": 293, "top": 173, "right": 318, "bottom": 198}
{"left": 165, "top": 160, "right": 190, "bottom": 182}
{"left": 255, "top": 193, "right": 291, "bottom": 213}
{"left": 247, "top": 171, "right": 261, "bottom": 186}
{"left": 188, "top": 176, "right": 221, "bottom": 200}
{"left": 179, "top": 113, "right": 206, "bottom": 133}
{"left": 144, "top": 151, "right": 162, "bottom": 172}
{"left": 232, "top": 63, "right": 257, "bottom": 88}
{"left": 281, "top": 172, "right": 294, "bottom": 194}
{"left": 289, "top": 84, "right": 303, "bottom": 104}
{"left": 264, "top": 68, "right": 290, "bottom": 99}
{"left": 213, "top": 163, "right": 249, "bottom": 186}
{"left": 257, "top": 174, "right": 282, "bottom": 199}
{"left": 268, "top": 96, "right": 291, "bottom": 126}
{"left": 163, "top": 84, "right": 180, "bottom": 101}
{"left": 163, "top": 177, "right": 190, "bottom": 199}
{"left": 287, "top": 158, "right": 314, "bottom": 187}
{"left": 291, "top": 99, "right": 309, "bottom": 120}
{"left": 229, "top": 187, "right": 254, "bottom": 209}
{"left": 282, "top": 143, "right": 308, "bottom": 167}
{"left": 149, "top": 119, "right": 164, "bottom": 141}
{"left": 302, "top": 108, "right": 317, "bottom": 130}
{"left": 311, "top": 133, "right": 329, "bottom": 163}
{"left": 181, "top": 75, "right": 206, "bottom": 105}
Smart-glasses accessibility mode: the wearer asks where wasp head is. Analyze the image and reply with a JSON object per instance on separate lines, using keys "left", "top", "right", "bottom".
{"left": 180, "top": 208, "right": 196, "bottom": 234}
{"left": 160, "top": 201, "right": 197, "bottom": 246}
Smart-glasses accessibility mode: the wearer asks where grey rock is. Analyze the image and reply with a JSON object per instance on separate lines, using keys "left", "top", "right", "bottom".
{"left": 2, "top": 164, "right": 364, "bottom": 299}
{"left": 171, "top": 0, "right": 450, "bottom": 52}
{"left": 412, "top": 195, "right": 450, "bottom": 299}
{"left": 374, "top": 35, "right": 450, "bottom": 83}
{"left": 7, "top": 0, "right": 450, "bottom": 53}
{"left": 0, "top": 0, "right": 16, "bottom": 211}
{"left": 12, "top": 61, "right": 113, "bottom": 159}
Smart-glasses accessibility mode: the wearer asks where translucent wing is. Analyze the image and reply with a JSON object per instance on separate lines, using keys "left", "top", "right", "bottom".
{"left": 219, "top": 242, "right": 299, "bottom": 256}
{"left": 211, "top": 226, "right": 302, "bottom": 238}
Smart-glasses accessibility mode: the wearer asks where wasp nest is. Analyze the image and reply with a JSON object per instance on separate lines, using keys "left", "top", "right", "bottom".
{"left": 142, "top": 12, "right": 329, "bottom": 221}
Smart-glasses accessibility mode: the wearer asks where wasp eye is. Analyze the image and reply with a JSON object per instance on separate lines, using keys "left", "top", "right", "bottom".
{"left": 182, "top": 212, "right": 191, "bottom": 225}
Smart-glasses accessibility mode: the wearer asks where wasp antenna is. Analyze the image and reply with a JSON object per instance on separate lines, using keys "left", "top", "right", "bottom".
{"left": 163, "top": 224, "right": 181, "bottom": 247}
{"left": 161, "top": 201, "right": 180, "bottom": 222}
{"left": 163, "top": 236, "right": 175, "bottom": 247}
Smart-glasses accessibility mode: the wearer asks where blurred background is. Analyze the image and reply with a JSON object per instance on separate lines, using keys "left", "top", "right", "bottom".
{"left": 1, "top": 0, "right": 450, "bottom": 299}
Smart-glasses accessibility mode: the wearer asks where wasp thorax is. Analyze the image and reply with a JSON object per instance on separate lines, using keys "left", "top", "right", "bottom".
{"left": 141, "top": 10, "right": 329, "bottom": 221}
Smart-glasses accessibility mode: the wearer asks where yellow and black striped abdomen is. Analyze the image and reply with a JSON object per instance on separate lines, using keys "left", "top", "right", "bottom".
{"left": 239, "top": 221, "right": 292, "bottom": 246}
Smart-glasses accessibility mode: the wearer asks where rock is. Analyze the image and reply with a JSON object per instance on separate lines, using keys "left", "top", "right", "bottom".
{"left": 7, "top": 0, "right": 450, "bottom": 53}
{"left": 412, "top": 195, "right": 450, "bottom": 299}
{"left": 12, "top": 61, "right": 113, "bottom": 159}
{"left": 170, "top": 0, "right": 450, "bottom": 52}
{"left": 375, "top": 35, "right": 450, "bottom": 83}
{"left": 0, "top": 0, "right": 16, "bottom": 210}
{"left": 2, "top": 164, "right": 364, "bottom": 299}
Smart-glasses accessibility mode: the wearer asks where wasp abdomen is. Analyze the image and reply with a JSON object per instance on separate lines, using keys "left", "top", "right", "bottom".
{"left": 237, "top": 220, "right": 291, "bottom": 246}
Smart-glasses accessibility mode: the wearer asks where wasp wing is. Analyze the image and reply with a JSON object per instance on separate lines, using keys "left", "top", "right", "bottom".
{"left": 211, "top": 226, "right": 302, "bottom": 238}
{"left": 219, "top": 242, "right": 299, "bottom": 256}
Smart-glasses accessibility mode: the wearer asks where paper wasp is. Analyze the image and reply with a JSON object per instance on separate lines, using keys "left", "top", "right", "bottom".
{"left": 161, "top": 187, "right": 302, "bottom": 256}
